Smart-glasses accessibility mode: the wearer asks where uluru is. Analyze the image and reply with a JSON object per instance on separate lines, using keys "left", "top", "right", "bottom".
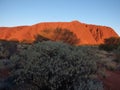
{"left": 0, "top": 20, "right": 118, "bottom": 45}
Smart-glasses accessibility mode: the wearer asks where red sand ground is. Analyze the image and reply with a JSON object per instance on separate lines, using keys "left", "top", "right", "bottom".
{"left": 100, "top": 71, "right": 120, "bottom": 90}
{"left": 0, "top": 21, "right": 119, "bottom": 45}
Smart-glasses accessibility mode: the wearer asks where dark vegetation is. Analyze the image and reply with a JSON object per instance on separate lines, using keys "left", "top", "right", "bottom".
{"left": 41, "top": 28, "right": 80, "bottom": 45}
{"left": 0, "top": 33, "right": 119, "bottom": 90}
{"left": 98, "top": 37, "right": 120, "bottom": 71}
{"left": 0, "top": 40, "right": 103, "bottom": 90}
{"left": 99, "top": 37, "right": 120, "bottom": 62}
{"left": 9, "top": 41, "right": 103, "bottom": 90}
{"left": 0, "top": 40, "right": 18, "bottom": 59}
{"left": 33, "top": 35, "right": 50, "bottom": 43}
{"left": 99, "top": 37, "right": 120, "bottom": 51}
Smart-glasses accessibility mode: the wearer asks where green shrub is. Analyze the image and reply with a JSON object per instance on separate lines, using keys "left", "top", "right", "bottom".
{"left": 99, "top": 37, "right": 120, "bottom": 51}
{"left": 34, "top": 35, "right": 50, "bottom": 43}
{"left": 99, "top": 44, "right": 115, "bottom": 51}
{"left": 0, "top": 40, "right": 18, "bottom": 59}
{"left": 105, "top": 61, "right": 117, "bottom": 71}
{"left": 10, "top": 41, "right": 103, "bottom": 90}
{"left": 41, "top": 28, "right": 80, "bottom": 45}
{"left": 114, "top": 45, "right": 120, "bottom": 63}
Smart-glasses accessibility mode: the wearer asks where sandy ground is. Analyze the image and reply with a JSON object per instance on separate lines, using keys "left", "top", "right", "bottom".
{"left": 102, "top": 71, "right": 120, "bottom": 90}
{"left": 97, "top": 50, "right": 120, "bottom": 90}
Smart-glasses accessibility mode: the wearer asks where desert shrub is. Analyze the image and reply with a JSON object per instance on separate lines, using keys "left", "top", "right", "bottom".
{"left": 104, "top": 61, "right": 117, "bottom": 71}
{"left": 99, "top": 44, "right": 114, "bottom": 51}
{"left": 53, "top": 28, "right": 80, "bottom": 45}
{"left": 10, "top": 41, "right": 103, "bottom": 90}
{"left": 99, "top": 37, "right": 120, "bottom": 51}
{"left": 42, "top": 28, "right": 80, "bottom": 45}
{"left": 0, "top": 60, "right": 5, "bottom": 69}
{"left": 0, "top": 40, "right": 18, "bottom": 59}
{"left": 104, "top": 37, "right": 120, "bottom": 45}
{"left": 34, "top": 35, "right": 50, "bottom": 43}
{"left": 74, "top": 79, "right": 103, "bottom": 90}
{"left": 0, "top": 59, "right": 14, "bottom": 70}
{"left": 10, "top": 83, "right": 39, "bottom": 90}
{"left": 114, "top": 45, "right": 120, "bottom": 63}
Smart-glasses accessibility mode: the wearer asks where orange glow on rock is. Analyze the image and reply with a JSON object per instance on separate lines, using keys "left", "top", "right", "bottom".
{"left": 0, "top": 21, "right": 119, "bottom": 45}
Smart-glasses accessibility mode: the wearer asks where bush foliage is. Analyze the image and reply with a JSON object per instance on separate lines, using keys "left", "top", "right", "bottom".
{"left": 99, "top": 37, "right": 120, "bottom": 51}
{"left": 0, "top": 40, "right": 18, "bottom": 59}
{"left": 114, "top": 45, "right": 120, "bottom": 63}
{"left": 10, "top": 41, "right": 103, "bottom": 90}
{"left": 41, "top": 28, "right": 80, "bottom": 45}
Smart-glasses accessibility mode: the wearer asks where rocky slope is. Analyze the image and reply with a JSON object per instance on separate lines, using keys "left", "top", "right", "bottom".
{"left": 0, "top": 21, "right": 118, "bottom": 45}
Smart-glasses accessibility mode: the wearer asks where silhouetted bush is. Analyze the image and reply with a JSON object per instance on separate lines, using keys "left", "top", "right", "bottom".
{"left": 0, "top": 40, "right": 18, "bottom": 59}
{"left": 114, "top": 45, "right": 120, "bottom": 63}
{"left": 11, "top": 41, "right": 103, "bottom": 90}
{"left": 53, "top": 28, "right": 80, "bottom": 45}
{"left": 99, "top": 37, "right": 120, "bottom": 51}
{"left": 34, "top": 35, "right": 50, "bottom": 43}
{"left": 42, "top": 28, "right": 80, "bottom": 45}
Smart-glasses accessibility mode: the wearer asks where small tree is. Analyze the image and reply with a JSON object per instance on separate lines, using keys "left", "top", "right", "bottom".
{"left": 53, "top": 28, "right": 80, "bottom": 45}
{"left": 34, "top": 35, "right": 50, "bottom": 43}
{"left": 99, "top": 37, "right": 120, "bottom": 51}
{"left": 0, "top": 40, "right": 18, "bottom": 59}
{"left": 114, "top": 45, "right": 120, "bottom": 63}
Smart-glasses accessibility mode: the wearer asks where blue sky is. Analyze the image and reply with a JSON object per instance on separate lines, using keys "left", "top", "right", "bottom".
{"left": 0, "top": 0, "right": 120, "bottom": 35}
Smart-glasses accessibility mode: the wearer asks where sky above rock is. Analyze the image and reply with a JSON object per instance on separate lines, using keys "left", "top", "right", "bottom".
{"left": 0, "top": 0, "right": 120, "bottom": 35}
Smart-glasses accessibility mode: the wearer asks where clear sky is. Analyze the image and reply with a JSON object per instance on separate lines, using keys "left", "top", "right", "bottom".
{"left": 0, "top": 0, "right": 120, "bottom": 35}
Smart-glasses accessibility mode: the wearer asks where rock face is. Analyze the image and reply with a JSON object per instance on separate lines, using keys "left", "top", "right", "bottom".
{"left": 0, "top": 21, "right": 119, "bottom": 45}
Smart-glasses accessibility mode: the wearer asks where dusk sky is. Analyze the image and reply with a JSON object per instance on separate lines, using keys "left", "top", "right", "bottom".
{"left": 0, "top": 0, "right": 120, "bottom": 35}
